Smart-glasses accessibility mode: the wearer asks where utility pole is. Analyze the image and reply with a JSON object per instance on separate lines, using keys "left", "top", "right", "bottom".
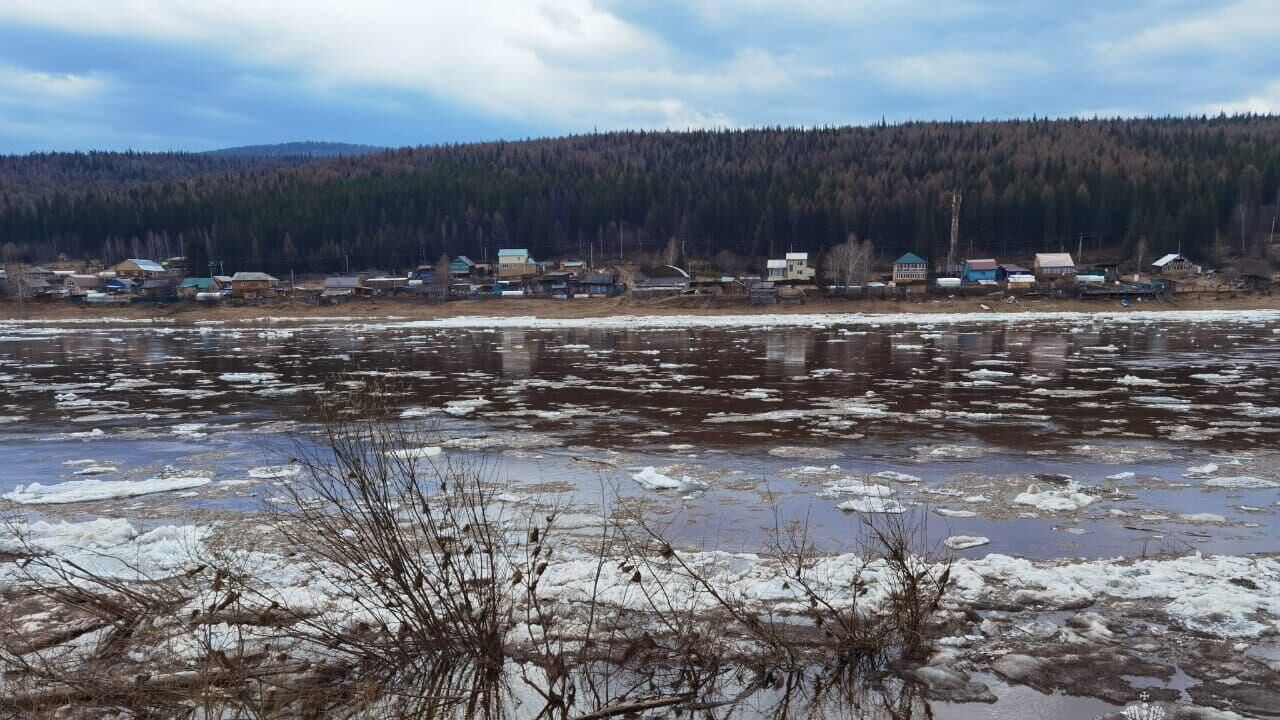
{"left": 946, "top": 189, "right": 962, "bottom": 274}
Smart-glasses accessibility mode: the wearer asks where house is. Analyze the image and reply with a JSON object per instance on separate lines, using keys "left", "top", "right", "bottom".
{"left": 998, "top": 263, "right": 1031, "bottom": 280}
{"left": 110, "top": 259, "right": 167, "bottom": 279}
{"left": 106, "top": 278, "right": 136, "bottom": 294}
{"left": 364, "top": 276, "right": 409, "bottom": 292}
{"left": 449, "top": 256, "right": 476, "bottom": 277}
{"left": 230, "top": 271, "right": 279, "bottom": 299}
{"left": 322, "top": 276, "right": 372, "bottom": 299}
{"left": 766, "top": 259, "right": 787, "bottom": 281}
{"left": 962, "top": 258, "right": 1000, "bottom": 284}
{"left": 63, "top": 274, "right": 101, "bottom": 295}
{"left": 140, "top": 278, "right": 179, "bottom": 298}
{"left": 1033, "top": 253, "right": 1077, "bottom": 280}
{"left": 1152, "top": 253, "right": 1197, "bottom": 276}
{"left": 559, "top": 259, "right": 587, "bottom": 277}
{"left": 497, "top": 249, "right": 538, "bottom": 279}
{"left": 177, "top": 277, "right": 225, "bottom": 299}
{"left": 632, "top": 265, "right": 690, "bottom": 298}
{"left": 892, "top": 253, "right": 928, "bottom": 285}
{"left": 579, "top": 272, "right": 622, "bottom": 297}
{"left": 784, "top": 252, "right": 816, "bottom": 281}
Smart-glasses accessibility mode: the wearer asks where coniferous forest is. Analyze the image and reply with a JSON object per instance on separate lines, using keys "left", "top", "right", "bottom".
{"left": 1, "top": 116, "right": 1279, "bottom": 275}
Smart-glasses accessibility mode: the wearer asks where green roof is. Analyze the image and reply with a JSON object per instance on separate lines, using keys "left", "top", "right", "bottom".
{"left": 178, "top": 277, "right": 217, "bottom": 290}
{"left": 894, "top": 252, "right": 927, "bottom": 265}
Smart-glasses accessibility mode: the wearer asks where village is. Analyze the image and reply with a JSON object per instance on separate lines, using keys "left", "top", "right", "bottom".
{"left": 0, "top": 246, "right": 1268, "bottom": 308}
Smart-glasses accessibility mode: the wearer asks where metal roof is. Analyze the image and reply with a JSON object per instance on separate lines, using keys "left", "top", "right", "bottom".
{"left": 894, "top": 252, "right": 927, "bottom": 265}
{"left": 766, "top": 259, "right": 786, "bottom": 268}
{"left": 324, "top": 276, "right": 362, "bottom": 288}
{"left": 1152, "top": 253, "right": 1185, "bottom": 267}
{"left": 231, "top": 271, "right": 278, "bottom": 282}
{"left": 964, "top": 259, "right": 998, "bottom": 270}
{"left": 497, "top": 248, "right": 528, "bottom": 257}
{"left": 125, "top": 259, "right": 166, "bottom": 272}
{"left": 1035, "top": 253, "right": 1076, "bottom": 268}
{"left": 784, "top": 252, "right": 808, "bottom": 261}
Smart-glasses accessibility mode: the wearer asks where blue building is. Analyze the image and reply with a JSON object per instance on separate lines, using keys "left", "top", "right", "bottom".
{"left": 962, "top": 258, "right": 1000, "bottom": 284}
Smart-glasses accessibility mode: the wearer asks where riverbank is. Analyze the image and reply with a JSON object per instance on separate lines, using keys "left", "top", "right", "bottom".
{"left": 3, "top": 291, "right": 1278, "bottom": 323}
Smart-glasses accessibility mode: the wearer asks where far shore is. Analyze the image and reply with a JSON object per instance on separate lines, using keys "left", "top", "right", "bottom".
{"left": 2, "top": 292, "right": 1278, "bottom": 324}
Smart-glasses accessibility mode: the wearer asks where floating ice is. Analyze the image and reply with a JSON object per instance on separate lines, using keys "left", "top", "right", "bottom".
{"left": 4, "top": 475, "right": 213, "bottom": 505}
{"left": 1012, "top": 482, "right": 1095, "bottom": 512}
{"left": 247, "top": 465, "right": 304, "bottom": 480}
{"left": 945, "top": 536, "right": 990, "bottom": 550}
{"left": 631, "top": 466, "right": 699, "bottom": 491}
{"left": 838, "top": 497, "right": 906, "bottom": 514}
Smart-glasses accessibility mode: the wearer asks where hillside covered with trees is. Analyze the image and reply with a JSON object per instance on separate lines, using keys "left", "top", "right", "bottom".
{"left": 1, "top": 116, "right": 1278, "bottom": 275}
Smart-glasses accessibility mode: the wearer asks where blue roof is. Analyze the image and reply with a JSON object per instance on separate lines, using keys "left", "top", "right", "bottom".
{"left": 178, "top": 277, "right": 217, "bottom": 289}
{"left": 497, "top": 248, "right": 528, "bottom": 257}
{"left": 128, "top": 259, "right": 166, "bottom": 272}
{"left": 895, "top": 252, "right": 927, "bottom": 265}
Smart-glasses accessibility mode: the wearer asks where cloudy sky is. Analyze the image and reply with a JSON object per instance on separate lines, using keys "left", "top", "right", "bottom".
{"left": 0, "top": 0, "right": 1276, "bottom": 153}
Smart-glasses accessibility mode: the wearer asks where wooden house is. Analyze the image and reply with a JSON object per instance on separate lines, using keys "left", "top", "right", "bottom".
{"left": 1033, "top": 253, "right": 1077, "bottom": 280}
{"left": 110, "top": 259, "right": 167, "bottom": 279}
{"left": 1152, "top": 253, "right": 1197, "bottom": 276}
{"left": 497, "top": 249, "right": 538, "bottom": 279}
{"left": 230, "top": 272, "right": 279, "bottom": 299}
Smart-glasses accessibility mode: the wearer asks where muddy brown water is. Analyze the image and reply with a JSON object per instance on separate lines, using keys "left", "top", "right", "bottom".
{"left": 3, "top": 316, "right": 1279, "bottom": 561}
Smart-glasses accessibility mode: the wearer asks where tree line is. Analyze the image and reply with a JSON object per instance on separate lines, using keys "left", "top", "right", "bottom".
{"left": 1, "top": 116, "right": 1278, "bottom": 275}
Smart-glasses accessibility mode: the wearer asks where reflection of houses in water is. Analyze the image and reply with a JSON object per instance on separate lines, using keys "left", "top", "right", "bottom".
{"left": 1027, "top": 333, "right": 1069, "bottom": 372}
{"left": 499, "top": 329, "right": 535, "bottom": 377}
{"left": 765, "top": 332, "right": 812, "bottom": 374}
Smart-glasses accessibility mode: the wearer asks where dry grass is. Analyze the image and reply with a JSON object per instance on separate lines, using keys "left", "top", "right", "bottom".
{"left": 0, "top": 384, "right": 957, "bottom": 719}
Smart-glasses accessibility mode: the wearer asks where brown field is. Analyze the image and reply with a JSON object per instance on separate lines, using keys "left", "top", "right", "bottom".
{"left": 2, "top": 290, "right": 1277, "bottom": 323}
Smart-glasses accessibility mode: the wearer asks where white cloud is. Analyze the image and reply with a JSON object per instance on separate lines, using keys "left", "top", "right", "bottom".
{"left": 0, "top": 64, "right": 107, "bottom": 107}
{"left": 866, "top": 52, "right": 1047, "bottom": 95}
{"left": 0, "top": 0, "right": 755, "bottom": 130}
{"left": 1098, "top": 0, "right": 1280, "bottom": 60}
{"left": 1196, "top": 81, "right": 1280, "bottom": 115}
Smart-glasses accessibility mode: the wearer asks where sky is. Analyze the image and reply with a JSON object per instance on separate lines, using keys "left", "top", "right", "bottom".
{"left": 0, "top": 0, "right": 1277, "bottom": 153}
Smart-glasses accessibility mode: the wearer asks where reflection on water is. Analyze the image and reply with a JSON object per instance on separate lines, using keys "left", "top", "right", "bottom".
{"left": 2, "top": 316, "right": 1279, "bottom": 561}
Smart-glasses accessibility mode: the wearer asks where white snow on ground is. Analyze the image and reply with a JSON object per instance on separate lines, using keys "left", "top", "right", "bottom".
{"left": 3, "top": 475, "right": 213, "bottom": 505}
{"left": 0, "top": 518, "right": 206, "bottom": 582}
{"left": 954, "top": 552, "right": 1280, "bottom": 638}
{"left": 10, "top": 309, "right": 1280, "bottom": 334}
{"left": 1012, "top": 482, "right": 1095, "bottom": 512}
{"left": 631, "top": 467, "right": 699, "bottom": 491}
{"left": 247, "top": 465, "right": 304, "bottom": 480}
{"left": 944, "top": 536, "right": 990, "bottom": 550}
{"left": 386, "top": 447, "right": 443, "bottom": 460}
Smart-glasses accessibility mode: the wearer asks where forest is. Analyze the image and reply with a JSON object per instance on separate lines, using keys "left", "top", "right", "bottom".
{"left": 1, "top": 116, "right": 1278, "bottom": 275}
